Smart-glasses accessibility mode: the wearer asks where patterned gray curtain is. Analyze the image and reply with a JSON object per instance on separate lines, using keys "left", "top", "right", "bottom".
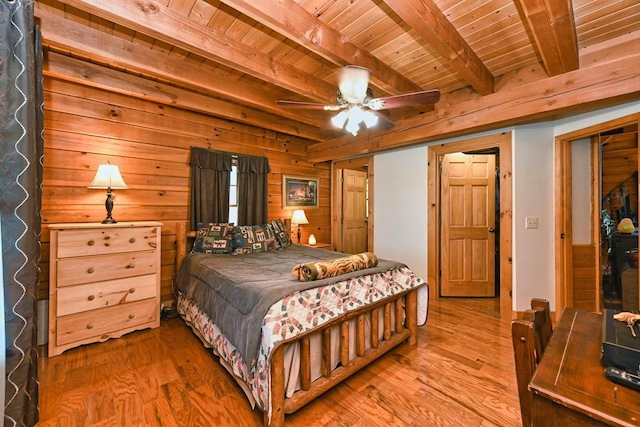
{"left": 0, "top": 1, "right": 42, "bottom": 425}
{"left": 189, "top": 147, "right": 232, "bottom": 230}
{"left": 237, "top": 155, "right": 270, "bottom": 226}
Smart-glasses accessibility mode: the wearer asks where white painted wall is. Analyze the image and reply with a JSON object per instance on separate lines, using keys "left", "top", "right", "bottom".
{"left": 572, "top": 139, "right": 592, "bottom": 244}
{"left": 373, "top": 100, "right": 640, "bottom": 313}
{"left": 512, "top": 124, "right": 556, "bottom": 309}
{"left": 373, "top": 146, "right": 428, "bottom": 281}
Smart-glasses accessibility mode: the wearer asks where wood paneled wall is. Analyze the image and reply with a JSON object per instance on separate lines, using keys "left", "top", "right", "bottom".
{"left": 602, "top": 132, "right": 638, "bottom": 223}
{"left": 571, "top": 244, "right": 597, "bottom": 312}
{"left": 40, "top": 74, "right": 331, "bottom": 304}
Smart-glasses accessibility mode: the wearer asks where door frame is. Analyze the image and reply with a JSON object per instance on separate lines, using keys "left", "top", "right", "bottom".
{"left": 428, "top": 132, "right": 513, "bottom": 323}
{"left": 332, "top": 157, "right": 374, "bottom": 253}
{"left": 554, "top": 113, "right": 640, "bottom": 316}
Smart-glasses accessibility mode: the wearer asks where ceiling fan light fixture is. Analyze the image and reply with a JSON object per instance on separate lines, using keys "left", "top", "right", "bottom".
{"left": 277, "top": 66, "right": 440, "bottom": 137}
{"left": 349, "top": 106, "right": 364, "bottom": 122}
{"left": 363, "top": 110, "right": 378, "bottom": 128}
{"left": 345, "top": 113, "right": 361, "bottom": 136}
{"left": 333, "top": 106, "right": 379, "bottom": 136}
{"left": 331, "top": 110, "right": 349, "bottom": 128}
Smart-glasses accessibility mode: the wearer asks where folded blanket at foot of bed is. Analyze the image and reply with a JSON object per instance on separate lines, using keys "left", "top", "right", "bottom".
{"left": 292, "top": 252, "right": 379, "bottom": 281}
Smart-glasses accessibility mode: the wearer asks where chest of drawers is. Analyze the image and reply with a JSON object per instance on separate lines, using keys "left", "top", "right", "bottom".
{"left": 48, "top": 222, "right": 162, "bottom": 356}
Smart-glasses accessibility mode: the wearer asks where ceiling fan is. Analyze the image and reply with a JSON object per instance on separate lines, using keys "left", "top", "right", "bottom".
{"left": 276, "top": 65, "right": 441, "bottom": 136}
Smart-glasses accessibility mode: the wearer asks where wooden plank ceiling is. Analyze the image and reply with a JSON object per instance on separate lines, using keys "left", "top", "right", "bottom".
{"left": 35, "top": 0, "right": 640, "bottom": 162}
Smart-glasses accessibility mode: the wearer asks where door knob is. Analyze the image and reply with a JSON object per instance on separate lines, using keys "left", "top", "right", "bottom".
{"left": 488, "top": 228, "right": 495, "bottom": 232}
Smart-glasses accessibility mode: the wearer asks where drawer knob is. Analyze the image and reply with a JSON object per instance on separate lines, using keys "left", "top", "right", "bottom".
{"left": 128, "top": 313, "right": 136, "bottom": 320}
{"left": 129, "top": 238, "right": 136, "bottom": 243}
{"left": 129, "top": 288, "right": 136, "bottom": 294}
{"left": 87, "top": 295, "right": 95, "bottom": 301}
{"left": 86, "top": 323, "right": 94, "bottom": 329}
{"left": 87, "top": 240, "right": 95, "bottom": 246}
{"left": 126, "top": 263, "right": 135, "bottom": 269}
{"left": 87, "top": 267, "right": 95, "bottom": 274}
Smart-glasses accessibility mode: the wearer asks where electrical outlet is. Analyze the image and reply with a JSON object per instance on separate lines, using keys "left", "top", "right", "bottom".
{"left": 526, "top": 216, "right": 538, "bottom": 229}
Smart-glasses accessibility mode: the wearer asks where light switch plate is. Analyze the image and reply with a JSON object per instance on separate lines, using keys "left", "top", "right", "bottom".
{"left": 526, "top": 216, "right": 538, "bottom": 229}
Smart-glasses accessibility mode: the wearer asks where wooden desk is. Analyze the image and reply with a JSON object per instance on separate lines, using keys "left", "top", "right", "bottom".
{"left": 529, "top": 307, "right": 640, "bottom": 427}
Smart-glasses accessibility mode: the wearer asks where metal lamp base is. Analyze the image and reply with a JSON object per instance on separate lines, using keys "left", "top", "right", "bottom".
{"left": 102, "top": 189, "right": 118, "bottom": 224}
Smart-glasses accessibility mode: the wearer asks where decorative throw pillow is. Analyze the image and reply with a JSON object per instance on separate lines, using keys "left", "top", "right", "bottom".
{"left": 191, "top": 223, "right": 234, "bottom": 254}
{"left": 292, "top": 252, "right": 379, "bottom": 282}
{"left": 270, "top": 219, "right": 292, "bottom": 248}
{"left": 231, "top": 225, "right": 279, "bottom": 255}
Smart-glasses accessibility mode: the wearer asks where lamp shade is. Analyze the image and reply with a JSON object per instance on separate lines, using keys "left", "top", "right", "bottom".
{"left": 88, "top": 164, "right": 128, "bottom": 189}
{"left": 291, "top": 209, "right": 309, "bottom": 225}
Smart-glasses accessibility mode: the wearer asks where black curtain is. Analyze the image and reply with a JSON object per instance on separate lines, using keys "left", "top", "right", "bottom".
{"left": 189, "top": 147, "right": 232, "bottom": 230}
{"left": 237, "top": 155, "right": 270, "bottom": 225}
{"left": 0, "top": 0, "right": 42, "bottom": 425}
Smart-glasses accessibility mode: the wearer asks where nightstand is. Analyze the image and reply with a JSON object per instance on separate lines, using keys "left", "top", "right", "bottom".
{"left": 48, "top": 221, "right": 162, "bottom": 356}
{"left": 303, "top": 242, "right": 332, "bottom": 249}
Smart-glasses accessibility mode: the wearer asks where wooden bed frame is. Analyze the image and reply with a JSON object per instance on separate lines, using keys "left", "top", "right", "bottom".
{"left": 175, "top": 223, "right": 423, "bottom": 427}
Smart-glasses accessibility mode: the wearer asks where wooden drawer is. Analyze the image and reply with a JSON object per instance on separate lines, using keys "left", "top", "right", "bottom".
{"left": 56, "top": 299, "right": 157, "bottom": 346}
{"left": 56, "top": 226, "right": 159, "bottom": 258}
{"left": 48, "top": 222, "right": 162, "bottom": 356}
{"left": 57, "top": 250, "right": 157, "bottom": 287}
{"left": 57, "top": 274, "right": 157, "bottom": 316}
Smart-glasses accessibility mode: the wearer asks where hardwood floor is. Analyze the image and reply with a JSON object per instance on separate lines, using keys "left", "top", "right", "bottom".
{"left": 37, "top": 297, "right": 521, "bottom": 426}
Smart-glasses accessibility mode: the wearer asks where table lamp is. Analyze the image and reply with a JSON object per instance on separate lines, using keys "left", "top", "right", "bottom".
{"left": 88, "top": 162, "right": 128, "bottom": 224}
{"left": 291, "top": 209, "right": 309, "bottom": 244}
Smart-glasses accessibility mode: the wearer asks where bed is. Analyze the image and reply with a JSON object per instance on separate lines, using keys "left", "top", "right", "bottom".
{"left": 174, "top": 222, "right": 428, "bottom": 426}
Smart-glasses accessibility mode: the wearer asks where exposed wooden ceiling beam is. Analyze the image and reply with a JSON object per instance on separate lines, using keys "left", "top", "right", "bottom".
{"left": 514, "top": 0, "right": 579, "bottom": 76}
{"left": 382, "top": 0, "right": 494, "bottom": 96}
{"left": 308, "top": 46, "right": 640, "bottom": 162}
{"left": 216, "top": 0, "right": 423, "bottom": 96}
{"left": 35, "top": 7, "right": 327, "bottom": 131}
{"left": 55, "top": 0, "right": 338, "bottom": 104}
{"left": 44, "top": 52, "right": 328, "bottom": 142}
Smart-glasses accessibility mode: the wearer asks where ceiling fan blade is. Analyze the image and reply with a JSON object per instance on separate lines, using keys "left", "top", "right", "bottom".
{"left": 276, "top": 100, "right": 346, "bottom": 111}
{"left": 370, "top": 110, "right": 395, "bottom": 131}
{"left": 367, "top": 89, "right": 441, "bottom": 110}
{"left": 276, "top": 100, "right": 331, "bottom": 110}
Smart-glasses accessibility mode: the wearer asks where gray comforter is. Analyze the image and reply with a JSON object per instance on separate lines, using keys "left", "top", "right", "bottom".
{"left": 176, "top": 245, "right": 405, "bottom": 366}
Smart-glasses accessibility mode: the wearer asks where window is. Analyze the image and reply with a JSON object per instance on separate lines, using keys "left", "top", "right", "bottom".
{"left": 229, "top": 158, "right": 238, "bottom": 224}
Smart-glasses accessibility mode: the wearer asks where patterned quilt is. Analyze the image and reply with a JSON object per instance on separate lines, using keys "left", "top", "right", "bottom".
{"left": 177, "top": 265, "right": 427, "bottom": 416}
{"left": 175, "top": 245, "right": 407, "bottom": 366}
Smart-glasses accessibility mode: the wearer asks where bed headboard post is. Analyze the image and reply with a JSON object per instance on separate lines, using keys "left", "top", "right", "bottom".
{"left": 176, "top": 221, "right": 188, "bottom": 272}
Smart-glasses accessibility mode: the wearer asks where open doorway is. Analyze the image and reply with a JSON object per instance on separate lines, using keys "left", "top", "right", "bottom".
{"left": 428, "top": 132, "right": 513, "bottom": 323}
{"left": 600, "top": 129, "right": 638, "bottom": 311}
{"left": 555, "top": 113, "right": 640, "bottom": 316}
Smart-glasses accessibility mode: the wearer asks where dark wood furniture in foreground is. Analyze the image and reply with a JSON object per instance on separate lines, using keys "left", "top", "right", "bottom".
{"left": 529, "top": 307, "right": 640, "bottom": 427}
{"left": 512, "top": 298, "right": 553, "bottom": 426}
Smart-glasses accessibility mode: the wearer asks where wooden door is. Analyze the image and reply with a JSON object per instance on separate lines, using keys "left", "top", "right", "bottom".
{"left": 441, "top": 153, "right": 496, "bottom": 296}
{"left": 342, "top": 169, "right": 368, "bottom": 254}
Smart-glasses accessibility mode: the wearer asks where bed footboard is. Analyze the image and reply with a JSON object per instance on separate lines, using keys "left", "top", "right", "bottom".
{"left": 266, "top": 287, "right": 420, "bottom": 427}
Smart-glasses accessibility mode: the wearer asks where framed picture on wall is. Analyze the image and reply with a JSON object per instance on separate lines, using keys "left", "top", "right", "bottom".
{"left": 282, "top": 175, "right": 319, "bottom": 208}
